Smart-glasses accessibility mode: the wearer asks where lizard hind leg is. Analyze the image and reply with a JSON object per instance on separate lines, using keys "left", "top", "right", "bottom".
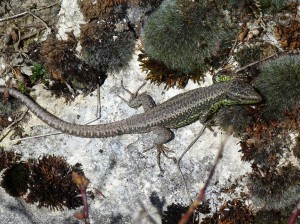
{"left": 144, "top": 126, "right": 176, "bottom": 171}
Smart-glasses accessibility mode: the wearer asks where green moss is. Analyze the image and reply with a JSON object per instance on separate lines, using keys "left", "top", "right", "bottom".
{"left": 18, "top": 82, "right": 29, "bottom": 94}
{"left": 255, "top": 55, "right": 300, "bottom": 121}
{"left": 30, "top": 63, "right": 47, "bottom": 84}
{"left": 144, "top": 0, "right": 235, "bottom": 75}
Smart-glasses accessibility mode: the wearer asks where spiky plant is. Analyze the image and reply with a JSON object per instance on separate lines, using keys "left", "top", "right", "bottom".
{"left": 255, "top": 55, "right": 300, "bottom": 121}
{"left": 143, "top": 0, "right": 234, "bottom": 76}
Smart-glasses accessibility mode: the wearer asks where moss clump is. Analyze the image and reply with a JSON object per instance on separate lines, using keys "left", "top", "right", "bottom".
{"left": 253, "top": 205, "right": 293, "bottom": 224}
{"left": 0, "top": 92, "right": 21, "bottom": 117}
{"left": 144, "top": 0, "right": 234, "bottom": 76}
{"left": 0, "top": 148, "right": 22, "bottom": 171}
{"left": 201, "top": 198, "right": 254, "bottom": 223}
{"left": 79, "top": 18, "right": 135, "bottom": 72}
{"left": 77, "top": 0, "right": 127, "bottom": 20}
{"left": 214, "top": 104, "right": 260, "bottom": 137}
{"left": 1, "top": 162, "right": 30, "bottom": 197}
{"left": 234, "top": 46, "right": 263, "bottom": 76}
{"left": 26, "top": 155, "right": 84, "bottom": 210}
{"left": 138, "top": 52, "right": 202, "bottom": 88}
{"left": 39, "top": 33, "right": 106, "bottom": 92}
{"left": 227, "top": 0, "right": 287, "bottom": 14}
{"left": 249, "top": 163, "right": 300, "bottom": 210}
{"left": 255, "top": 55, "right": 300, "bottom": 121}
{"left": 258, "top": 0, "right": 287, "bottom": 13}
{"left": 161, "top": 201, "right": 210, "bottom": 224}
{"left": 0, "top": 93, "right": 22, "bottom": 130}
{"left": 78, "top": 0, "right": 137, "bottom": 74}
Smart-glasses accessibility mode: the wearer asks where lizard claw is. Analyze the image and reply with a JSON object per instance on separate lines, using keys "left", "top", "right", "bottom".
{"left": 156, "top": 144, "right": 177, "bottom": 171}
{"left": 143, "top": 144, "right": 177, "bottom": 171}
{"left": 120, "top": 79, "right": 146, "bottom": 99}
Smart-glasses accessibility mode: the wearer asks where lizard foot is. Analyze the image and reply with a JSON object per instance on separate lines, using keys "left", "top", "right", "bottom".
{"left": 143, "top": 144, "right": 176, "bottom": 171}
{"left": 120, "top": 79, "right": 146, "bottom": 100}
{"left": 156, "top": 144, "right": 177, "bottom": 171}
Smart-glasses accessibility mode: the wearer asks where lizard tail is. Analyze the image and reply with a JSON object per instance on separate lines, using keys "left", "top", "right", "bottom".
{"left": 0, "top": 87, "right": 127, "bottom": 138}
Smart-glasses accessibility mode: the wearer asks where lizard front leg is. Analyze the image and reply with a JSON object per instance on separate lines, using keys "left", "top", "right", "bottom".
{"left": 119, "top": 80, "right": 156, "bottom": 111}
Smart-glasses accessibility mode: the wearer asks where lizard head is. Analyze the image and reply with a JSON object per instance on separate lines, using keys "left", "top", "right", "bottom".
{"left": 226, "top": 81, "right": 262, "bottom": 104}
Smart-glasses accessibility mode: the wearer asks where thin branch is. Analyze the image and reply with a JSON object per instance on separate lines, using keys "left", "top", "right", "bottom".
{"left": 134, "top": 200, "right": 158, "bottom": 224}
{"left": 224, "top": 34, "right": 240, "bottom": 65}
{"left": 34, "top": 1, "right": 60, "bottom": 11}
{"left": 179, "top": 126, "right": 232, "bottom": 224}
{"left": 0, "top": 12, "right": 28, "bottom": 22}
{"left": 234, "top": 53, "right": 277, "bottom": 73}
{"left": 0, "top": 109, "right": 29, "bottom": 142}
{"left": 96, "top": 84, "right": 101, "bottom": 119}
{"left": 0, "top": 11, "right": 51, "bottom": 31}
{"left": 20, "top": 27, "right": 46, "bottom": 41}
{"left": 289, "top": 198, "right": 300, "bottom": 224}
{"left": 26, "top": 11, "right": 51, "bottom": 31}
{"left": 177, "top": 126, "right": 206, "bottom": 202}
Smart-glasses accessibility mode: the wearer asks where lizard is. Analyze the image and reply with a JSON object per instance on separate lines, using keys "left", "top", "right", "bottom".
{"left": 0, "top": 78, "right": 262, "bottom": 170}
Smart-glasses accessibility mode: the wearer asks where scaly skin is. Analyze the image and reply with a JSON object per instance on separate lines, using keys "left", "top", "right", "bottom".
{"left": 0, "top": 80, "right": 262, "bottom": 170}
{"left": 0, "top": 80, "right": 261, "bottom": 138}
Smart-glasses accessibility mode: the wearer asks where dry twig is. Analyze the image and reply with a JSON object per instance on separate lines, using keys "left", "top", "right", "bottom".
{"left": 0, "top": 109, "right": 29, "bottom": 142}
{"left": 179, "top": 127, "right": 232, "bottom": 224}
{"left": 0, "top": 11, "right": 51, "bottom": 31}
{"left": 177, "top": 126, "right": 206, "bottom": 202}
{"left": 289, "top": 198, "right": 300, "bottom": 224}
{"left": 234, "top": 53, "right": 278, "bottom": 73}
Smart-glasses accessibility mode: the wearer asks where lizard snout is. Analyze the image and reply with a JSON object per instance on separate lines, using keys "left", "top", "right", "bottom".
{"left": 228, "top": 81, "right": 262, "bottom": 104}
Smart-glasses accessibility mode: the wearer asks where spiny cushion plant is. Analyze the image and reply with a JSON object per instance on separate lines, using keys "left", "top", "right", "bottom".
{"left": 255, "top": 55, "right": 300, "bottom": 121}
{"left": 143, "top": 0, "right": 234, "bottom": 76}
